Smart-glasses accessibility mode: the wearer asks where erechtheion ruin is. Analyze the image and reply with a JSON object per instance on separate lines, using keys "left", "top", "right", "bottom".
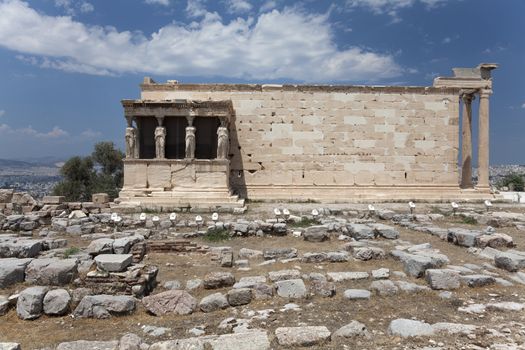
{"left": 118, "top": 63, "right": 498, "bottom": 209}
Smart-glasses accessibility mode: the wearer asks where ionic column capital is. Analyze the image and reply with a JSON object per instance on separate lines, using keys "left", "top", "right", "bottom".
{"left": 479, "top": 89, "right": 493, "bottom": 98}
{"left": 461, "top": 93, "right": 474, "bottom": 104}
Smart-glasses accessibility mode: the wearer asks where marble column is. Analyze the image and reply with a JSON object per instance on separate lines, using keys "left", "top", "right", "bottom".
{"left": 477, "top": 89, "right": 492, "bottom": 189}
{"left": 460, "top": 94, "right": 474, "bottom": 188}
{"left": 125, "top": 127, "right": 137, "bottom": 159}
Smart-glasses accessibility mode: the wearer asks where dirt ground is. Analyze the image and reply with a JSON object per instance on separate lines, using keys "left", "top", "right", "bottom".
{"left": 2, "top": 203, "right": 525, "bottom": 349}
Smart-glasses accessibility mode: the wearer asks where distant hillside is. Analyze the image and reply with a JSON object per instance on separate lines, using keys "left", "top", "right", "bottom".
{"left": 0, "top": 159, "right": 34, "bottom": 168}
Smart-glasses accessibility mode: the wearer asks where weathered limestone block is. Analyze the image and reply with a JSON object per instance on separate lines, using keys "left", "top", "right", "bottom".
{"left": 425, "top": 269, "right": 460, "bottom": 290}
{"left": 227, "top": 288, "right": 252, "bottom": 306}
{"left": 346, "top": 224, "right": 375, "bottom": 240}
{"left": 263, "top": 248, "right": 297, "bottom": 260}
{"left": 73, "top": 295, "right": 135, "bottom": 318}
{"left": 203, "top": 272, "right": 235, "bottom": 289}
{"left": 0, "top": 258, "right": 32, "bottom": 288}
{"left": 388, "top": 319, "right": 434, "bottom": 338}
{"left": 268, "top": 269, "right": 301, "bottom": 282}
{"left": 447, "top": 228, "right": 482, "bottom": 247}
{"left": 275, "top": 279, "right": 307, "bottom": 298}
{"left": 43, "top": 288, "right": 71, "bottom": 315}
{"left": 56, "top": 340, "right": 119, "bottom": 350}
{"left": 494, "top": 251, "right": 525, "bottom": 272}
{"left": 87, "top": 238, "right": 114, "bottom": 256}
{"left": 0, "top": 239, "right": 43, "bottom": 258}
{"left": 303, "top": 226, "right": 329, "bottom": 242}
{"left": 199, "top": 292, "right": 229, "bottom": 312}
{"left": 275, "top": 326, "right": 331, "bottom": 347}
{"left": 142, "top": 290, "right": 197, "bottom": 316}
{"left": 16, "top": 286, "right": 49, "bottom": 320}
{"left": 368, "top": 223, "right": 399, "bottom": 239}
{"left": 460, "top": 274, "right": 496, "bottom": 288}
{"left": 25, "top": 258, "right": 78, "bottom": 286}
{"left": 94, "top": 254, "right": 132, "bottom": 272}
{"left": 92, "top": 193, "right": 110, "bottom": 204}
{"left": 476, "top": 233, "right": 514, "bottom": 248}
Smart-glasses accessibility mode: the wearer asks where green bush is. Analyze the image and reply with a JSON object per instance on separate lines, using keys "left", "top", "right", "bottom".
{"left": 64, "top": 246, "right": 80, "bottom": 258}
{"left": 498, "top": 173, "right": 525, "bottom": 191}
{"left": 53, "top": 142, "right": 124, "bottom": 201}
{"left": 462, "top": 216, "right": 478, "bottom": 225}
{"left": 203, "top": 228, "right": 231, "bottom": 242}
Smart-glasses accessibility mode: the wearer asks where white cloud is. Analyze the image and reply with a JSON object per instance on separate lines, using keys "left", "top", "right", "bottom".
{"left": 54, "top": 0, "right": 94, "bottom": 15}
{"left": 0, "top": 0, "right": 403, "bottom": 82}
{"left": 260, "top": 0, "right": 277, "bottom": 12}
{"left": 521, "top": 103, "right": 525, "bottom": 109}
{"left": 0, "top": 110, "right": 5, "bottom": 117}
{"left": 226, "top": 0, "right": 252, "bottom": 14}
{"left": 80, "top": 128, "right": 102, "bottom": 138}
{"left": 442, "top": 37, "right": 451, "bottom": 44}
{"left": 0, "top": 123, "right": 69, "bottom": 138}
{"left": 145, "top": 0, "right": 170, "bottom": 6}
{"left": 345, "top": 0, "right": 451, "bottom": 21}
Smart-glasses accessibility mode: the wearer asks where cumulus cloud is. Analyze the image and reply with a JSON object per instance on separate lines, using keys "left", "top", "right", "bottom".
{"left": 0, "top": 110, "right": 5, "bottom": 117}
{"left": 80, "top": 128, "right": 102, "bottom": 138}
{"left": 225, "top": 0, "right": 252, "bottom": 14}
{"left": 345, "top": 0, "right": 450, "bottom": 21}
{"left": 0, "top": 0, "right": 402, "bottom": 82}
{"left": 54, "top": 0, "right": 94, "bottom": 15}
{"left": 144, "top": 0, "right": 170, "bottom": 6}
{"left": 0, "top": 124, "right": 69, "bottom": 138}
{"left": 521, "top": 103, "right": 525, "bottom": 109}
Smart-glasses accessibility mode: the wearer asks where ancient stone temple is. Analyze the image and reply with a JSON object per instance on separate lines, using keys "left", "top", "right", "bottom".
{"left": 118, "top": 63, "right": 498, "bottom": 209}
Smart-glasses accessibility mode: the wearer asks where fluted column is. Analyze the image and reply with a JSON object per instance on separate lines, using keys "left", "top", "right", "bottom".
{"left": 477, "top": 89, "right": 492, "bottom": 189}
{"left": 460, "top": 94, "right": 474, "bottom": 188}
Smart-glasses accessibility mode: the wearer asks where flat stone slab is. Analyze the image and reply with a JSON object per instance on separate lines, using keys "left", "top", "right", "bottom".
{"left": 495, "top": 251, "right": 525, "bottom": 272}
{"left": 94, "top": 254, "right": 132, "bottom": 272}
{"left": 56, "top": 340, "right": 119, "bottom": 350}
{"left": 343, "top": 289, "right": 371, "bottom": 300}
{"left": 328, "top": 272, "right": 369, "bottom": 282}
{"left": 149, "top": 330, "right": 270, "bottom": 350}
{"left": 233, "top": 276, "right": 266, "bottom": 289}
{"left": 268, "top": 269, "right": 301, "bottom": 282}
{"left": 0, "top": 239, "right": 43, "bottom": 258}
{"left": 460, "top": 274, "right": 496, "bottom": 287}
{"left": 142, "top": 290, "right": 197, "bottom": 316}
{"left": 388, "top": 319, "right": 434, "bottom": 337}
{"left": 425, "top": 269, "right": 460, "bottom": 290}
{"left": 275, "top": 326, "right": 331, "bottom": 347}
{"left": 275, "top": 279, "right": 307, "bottom": 298}
{"left": 25, "top": 258, "right": 78, "bottom": 285}
{"left": 73, "top": 295, "right": 135, "bottom": 318}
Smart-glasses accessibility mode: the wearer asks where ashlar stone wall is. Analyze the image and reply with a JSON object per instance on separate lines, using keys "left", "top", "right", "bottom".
{"left": 141, "top": 84, "right": 460, "bottom": 200}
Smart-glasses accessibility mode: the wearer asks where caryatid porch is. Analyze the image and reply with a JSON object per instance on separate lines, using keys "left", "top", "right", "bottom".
{"left": 118, "top": 99, "right": 244, "bottom": 210}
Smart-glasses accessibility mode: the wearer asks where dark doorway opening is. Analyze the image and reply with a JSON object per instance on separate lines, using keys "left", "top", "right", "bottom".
{"left": 195, "top": 117, "right": 220, "bottom": 159}
{"left": 138, "top": 117, "right": 157, "bottom": 159}
{"left": 165, "top": 117, "right": 188, "bottom": 159}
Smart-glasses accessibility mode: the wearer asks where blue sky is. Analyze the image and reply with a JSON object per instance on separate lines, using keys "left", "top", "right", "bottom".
{"left": 0, "top": 0, "right": 523, "bottom": 165}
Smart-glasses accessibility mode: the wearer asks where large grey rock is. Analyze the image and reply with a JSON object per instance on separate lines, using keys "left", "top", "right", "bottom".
{"left": 149, "top": 330, "right": 270, "bottom": 350}
{"left": 495, "top": 251, "right": 525, "bottom": 272}
{"left": 303, "top": 226, "right": 329, "bottom": 242}
{"left": 119, "top": 333, "right": 145, "bottom": 350}
{"left": 238, "top": 248, "right": 263, "bottom": 259}
{"left": 203, "top": 272, "right": 235, "bottom": 289}
{"left": 0, "top": 239, "right": 43, "bottom": 258}
{"left": 275, "top": 326, "right": 331, "bottom": 347}
{"left": 16, "top": 286, "right": 48, "bottom": 320}
{"left": 368, "top": 223, "right": 399, "bottom": 239}
{"left": 447, "top": 228, "right": 482, "bottom": 247}
{"left": 86, "top": 238, "right": 114, "bottom": 255}
{"left": 275, "top": 279, "right": 307, "bottom": 298}
{"left": 73, "top": 295, "right": 135, "bottom": 318}
{"left": 327, "top": 271, "right": 369, "bottom": 282}
{"left": 43, "top": 288, "right": 71, "bottom": 315}
{"left": 113, "top": 235, "right": 143, "bottom": 254}
{"left": 460, "top": 274, "right": 496, "bottom": 287}
{"left": 233, "top": 275, "right": 266, "bottom": 289}
{"left": 346, "top": 224, "right": 374, "bottom": 240}
{"left": 431, "top": 322, "right": 477, "bottom": 335}
{"left": 94, "top": 254, "right": 132, "bottom": 272}
{"left": 263, "top": 248, "right": 297, "bottom": 260}
{"left": 0, "top": 258, "right": 32, "bottom": 288}
{"left": 56, "top": 340, "right": 119, "bottom": 350}
{"left": 352, "top": 247, "right": 385, "bottom": 261}
{"left": 301, "top": 252, "right": 328, "bottom": 263}
{"left": 227, "top": 288, "right": 252, "bottom": 306}
{"left": 0, "top": 343, "right": 21, "bottom": 350}
{"left": 476, "top": 233, "right": 514, "bottom": 248}
{"left": 388, "top": 319, "right": 434, "bottom": 337}
{"left": 199, "top": 292, "right": 229, "bottom": 312}
{"left": 310, "top": 280, "right": 336, "bottom": 297}
{"left": 370, "top": 280, "right": 398, "bottom": 296}
{"left": 333, "top": 320, "right": 368, "bottom": 338}
{"left": 25, "top": 258, "right": 78, "bottom": 285}
{"left": 0, "top": 295, "right": 9, "bottom": 315}
{"left": 343, "top": 289, "right": 371, "bottom": 300}
{"left": 142, "top": 290, "right": 197, "bottom": 316}
{"left": 268, "top": 269, "right": 301, "bottom": 282}
{"left": 425, "top": 269, "right": 460, "bottom": 290}
{"left": 392, "top": 250, "right": 446, "bottom": 278}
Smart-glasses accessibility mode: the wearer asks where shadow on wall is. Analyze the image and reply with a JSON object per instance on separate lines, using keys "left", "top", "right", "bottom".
{"left": 228, "top": 112, "right": 247, "bottom": 198}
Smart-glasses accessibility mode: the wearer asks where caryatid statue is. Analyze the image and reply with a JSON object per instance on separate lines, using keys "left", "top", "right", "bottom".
{"left": 217, "top": 126, "right": 229, "bottom": 159}
{"left": 154, "top": 126, "right": 166, "bottom": 159}
{"left": 185, "top": 126, "right": 196, "bottom": 159}
{"left": 125, "top": 127, "right": 137, "bottom": 159}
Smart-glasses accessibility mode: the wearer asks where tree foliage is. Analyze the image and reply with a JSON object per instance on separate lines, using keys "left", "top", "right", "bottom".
{"left": 498, "top": 173, "right": 525, "bottom": 192}
{"left": 53, "top": 142, "right": 124, "bottom": 201}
